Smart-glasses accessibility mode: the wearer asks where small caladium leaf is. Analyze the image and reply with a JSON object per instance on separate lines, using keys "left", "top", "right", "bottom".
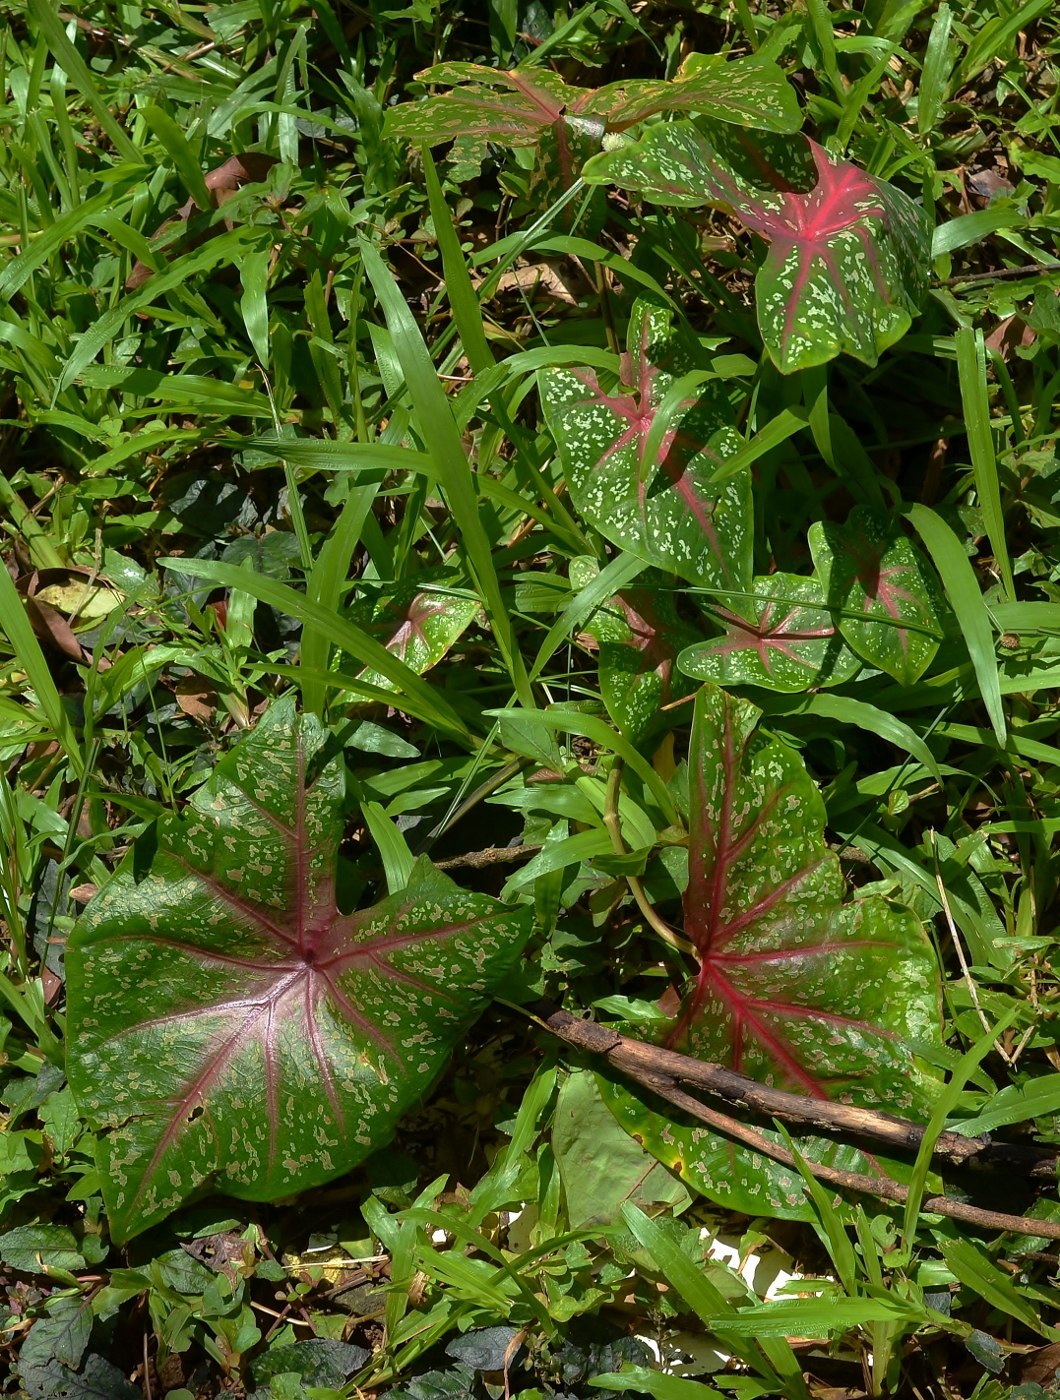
{"left": 584, "top": 121, "right": 930, "bottom": 372}
{"left": 66, "top": 700, "right": 529, "bottom": 1241}
{"left": 571, "top": 558, "right": 699, "bottom": 743}
{"left": 809, "top": 507, "right": 944, "bottom": 683}
{"left": 601, "top": 683, "right": 942, "bottom": 1219}
{"left": 677, "top": 573, "right": 859, "bottom": 691}
{"left": 384, "top": 63, "right": 579, "bottom": 154}
{"left": 352, "top": 576, "right": 480, "bottom": 693}
{"left": 585, "top": 53, "right": 801, "bottom": 135}
{"left": 540, "top": 302, "right": 752, "bottom": 592}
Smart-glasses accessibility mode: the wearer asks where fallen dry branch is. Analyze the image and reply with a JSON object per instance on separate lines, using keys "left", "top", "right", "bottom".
{"left": 536, "top": 1005, "right": 1060, "bottom": 1239}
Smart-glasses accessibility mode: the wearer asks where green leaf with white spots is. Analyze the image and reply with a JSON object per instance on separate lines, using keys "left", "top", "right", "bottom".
{"left": 571, "top": 557, "right": 699, "bottom": 742}
{"left": 540, "top": 303, "right": 752, "bottom": 592}
{"left": 601, "top": 684, "right": 942, "bottom": 1219}
{"left": 351, "top": 575, "right": 480, "bottom": 693}
{"left": 677, "top": 573, "right": 859, "bottom": 691}
{"left": 384, "top": 55, "right": 799, "bottom": 175}
{"left": 809, "top": 507, "right": 945, "bottom": 683}
{"left": 65, "top": 700, "right": 530, "bottom": 1242}
{"left": 583, "top": 122, "right": 930, "bottom": 373}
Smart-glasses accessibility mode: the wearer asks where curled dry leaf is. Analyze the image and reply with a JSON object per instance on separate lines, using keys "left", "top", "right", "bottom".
{"left": 127, "top": 153, "right": 279, "bottom": 290}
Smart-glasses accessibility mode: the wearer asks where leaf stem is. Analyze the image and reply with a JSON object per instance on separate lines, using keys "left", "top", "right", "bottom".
{"left": 603, "top": 761, "right": 694, "bottom": 956}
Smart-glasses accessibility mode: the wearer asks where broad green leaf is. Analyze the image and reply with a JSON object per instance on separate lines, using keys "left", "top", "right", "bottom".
{"left": 571, "top": 558, "right": 698, "bottom": 742}
{"left": 678, "top": 573, "right": 859, "bottom": 691}
{"left": 541, "top": 302, "right": 751, "bottom": 592}
{"left": 584, "top": 122, "right": 930, "bottom": 372}
{"left": 602, "top": 685, "right": 942, "bottom": 1219}
{"left": 553, "top": 1069, "right": 690, "bottom": 1227}
{"left": 809, "top": 507, "right": 945, "bottom": 683}
{"left": 66, "top": 700, "right": 529, "bottom": 1241}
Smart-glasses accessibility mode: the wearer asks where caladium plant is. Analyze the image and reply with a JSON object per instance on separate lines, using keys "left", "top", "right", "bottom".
{"left": 66, "top": 701, "right": 529, "bottom": 1241}
{"left": 809, "top": 507, "right": 944, "bottom": 683}
{"left": 600, "top": 684, "right": 942, "bottom": 1219}
{"left": 570, "top": 558, "right": 700, "bottom": 742}
{"left": 384, "top": 54, "right": 801, "bottom": 178}
{"left": 540, "top": 301, "right": 752, "bottom": 592}
{"left": 678, "top": 573, "right": 860, "bottom": 691}
{"left": 583, "top": 120, "right": 930, "bottom": 372}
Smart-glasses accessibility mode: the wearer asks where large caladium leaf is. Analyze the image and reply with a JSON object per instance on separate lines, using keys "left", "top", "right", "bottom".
{"left": 351, "top": 574, "right": 480, "bottom": 693}
{"left": 66, "top": 701, "right": 529, "bottom": 1241}
{"left": 809, "top": 507, "right": 944, "bottom": 683}
{"left": 540, "top": 302, "right": 752, "bottom": 592}
{"left": 571, "top": 558, "right": 699, "bottom": 742}
{"left": 600, "top": 684, "right": 942, "bottom": 1219}
{"left": 677, "top": 573, "right": 859, "bottom": 691}
{"left": 584, "top": 121, "right": 930, "bottom": 372}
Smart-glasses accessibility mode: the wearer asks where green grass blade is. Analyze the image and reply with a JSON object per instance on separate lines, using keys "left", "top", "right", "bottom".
{"left": 360, "top": 238, "right": 534, "bottom": 710}
{"left": 0, "top": 564, "right": 84, "bottom": 778}
{"left": 158, "top": 558, "right": 472, "bottom": 742}
{"left": 899, "top": 1009, "right": 1019, "bottom": 1258}
{"left": 28, "top": 0, "right": 139, "bottom": 162}
{"left": 798, "top": 694, "right": 942, "bottom": 785}
{"left": 907, "top": 503, "right": 1005, "bottom": 744}
{"left": 422, "top": 149, "right": 493, "bottom": 377}
{"left": 620, "top": 1205, "right": 807, "bottom": 1396}
{"left": 918, "top": 2, "right": 954, "bottom": 136}
{"left": 301, "top": 481, "right": 380, "bottom": 717}
{"left": 141, "top": 104, "right": 211, "bottom": 208}
{"left": 954, "top": 326, "right": 1014, "bottom": 602}
{"left": 55, "top": 227, "right": 263, "bottom": 395}
{"left": 361, "top": 800, "right": 415, "bottom": 894}
{"left": 530, "top": 552, "right": 648, "bottom": 683}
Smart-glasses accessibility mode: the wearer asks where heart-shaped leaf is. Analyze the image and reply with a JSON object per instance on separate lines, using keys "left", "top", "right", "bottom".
{"left": 66, "top": 700, "right": 529, "bottom": 1241}
{"left": 541, "top": 302, "right": 752, "bottom": 592}
{"left": 809, "top": 507, "right": 945, "bottom": 683}
{"left": 571, "top": 558, "right": 699, "bottom": 742}
{"left": 584, "top": 122, "right": 930, "bottom": 372}
{"left": 352, "top": 576, "right": 480, "bottom": 692}
{"left": 677, "top": 573, "right": 859, "bottom": 691}
{"left": 601, "top": 684, "right": 941, "bottom": 1218}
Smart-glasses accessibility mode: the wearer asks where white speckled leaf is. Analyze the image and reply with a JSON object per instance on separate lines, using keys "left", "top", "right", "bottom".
{"left": 541, "top": 303, "right": 752, "bottom": 591}
{"left": 66, "top": 700, "right": 529, "bottom": 1242}
{"left": 678, "top": 573, "right": 859, "bottom": 691}
{"left": 809, "top": 507, "right": 944, "bottom": 683}
{"left": 571, "top": 558, "right": 699, "bottom": 742}
{"left": 384, "top": 55, "right": 799, "bottom": 161}
{"left": 583, "top": 122, "right": 930, "bottom": 373}
{"left": 352, "top": 577, "right": 480, "bottom": 693}
{"left": 601, "top": 683, "right": 942, "bottom": 1219}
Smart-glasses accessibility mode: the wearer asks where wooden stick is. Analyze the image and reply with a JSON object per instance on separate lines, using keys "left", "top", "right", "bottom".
{"left": 535, "top": 1006, "right": 1060, "bottom": 1237}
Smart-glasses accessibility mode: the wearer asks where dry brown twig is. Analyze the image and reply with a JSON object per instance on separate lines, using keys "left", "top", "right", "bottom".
{"left": 535, "top": 1006, "right": 1060, "bottom": 1240}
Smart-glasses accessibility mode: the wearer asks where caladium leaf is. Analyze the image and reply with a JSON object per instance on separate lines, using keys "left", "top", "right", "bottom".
{"left": 677, "top": 573, "right": 859, "bottom": 691}
{"left": 584, "top": 121, "right": 930, "bottom": 372}
{"left": 66, "top": 700, "right": 529, "bottom": 1241}
{"left": 571, "top": 558, "right": 699, "bottom": 742}
{"left": 809, "top": 507, "right": 944, "bottom": 683}
{"left": 540, "top": 302, "right": 752, "bottom": 592}
{"left": 601, "top": 684, "right": 942, "bottom": 1219}
{"left": 352, "top": 576, "right": 480, "bottom": 693}
{"left": 586, "top": 54, "right": 801, "bottom": 134}
{"left": 384, "top": 56, "right": 799, "bottom": 171}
